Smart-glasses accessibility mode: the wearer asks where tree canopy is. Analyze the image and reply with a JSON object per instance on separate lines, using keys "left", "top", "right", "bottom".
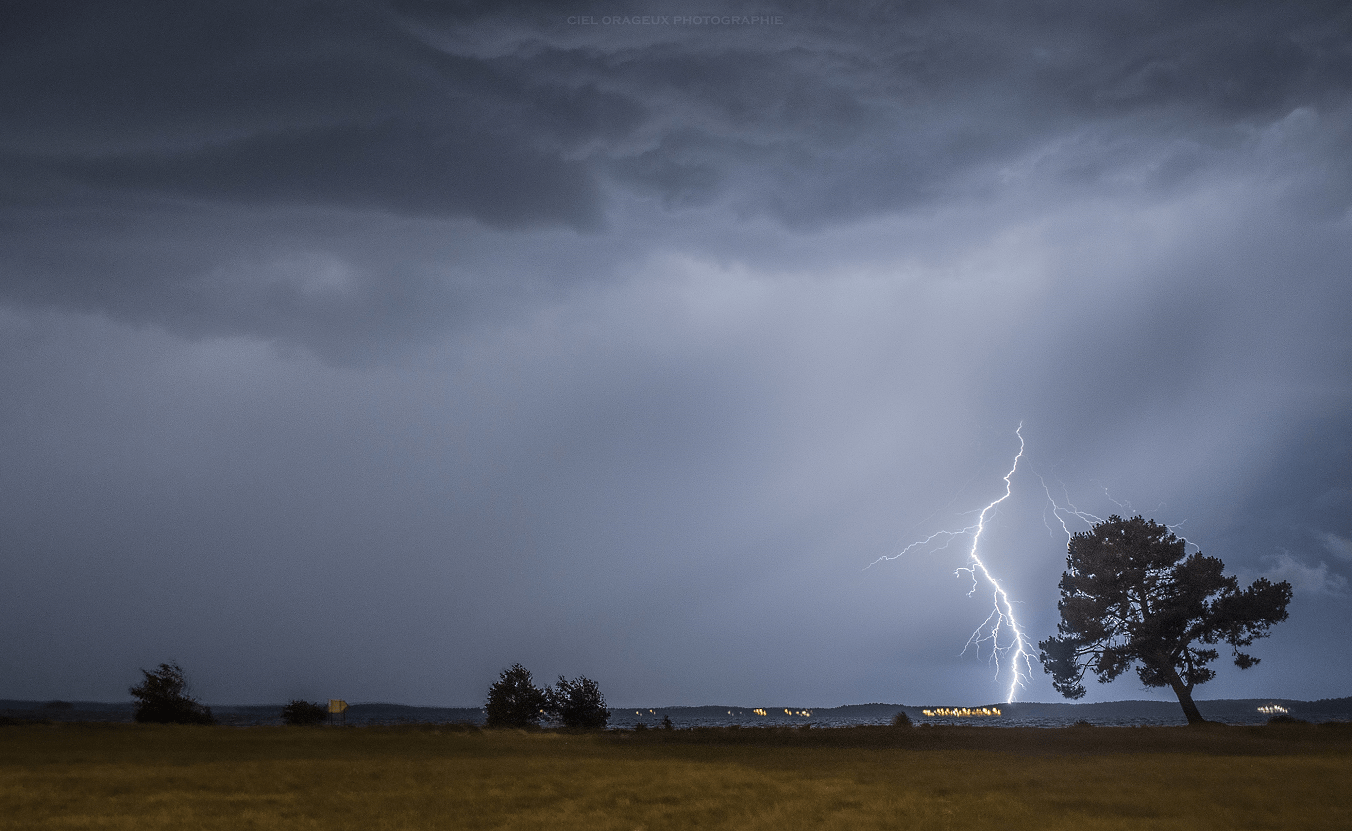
{"left": 1039, "top": 515, "right": 1292, "bottom": 724}
{"left": 485, "top": 665, "right": 611, "bottom": 729}
{"left": 129, "top": 661, "right": 215, "bottom": 724}
{"left": 484, "top": 663, "right": 549, "bottom": 728}
{"left": 546, "top": 675, "right": 610, "bottom": 729}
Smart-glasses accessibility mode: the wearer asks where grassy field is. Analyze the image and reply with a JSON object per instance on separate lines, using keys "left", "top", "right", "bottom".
{"left": 3, "top": 722, "right": 1349, "bottom": 830}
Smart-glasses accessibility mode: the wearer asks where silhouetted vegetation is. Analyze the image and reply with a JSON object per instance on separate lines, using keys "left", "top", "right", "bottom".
{"left": 281, "top": 700, "right": 328, "bottom": 725}
{"left": 660, "top": 714, "right": 674, "bottom": 730}
{"left": 484, "top": 664, "right": 548, "bottom": 728}
{"left": 890, "top": 711, "right": 912, "bottom": 727}
{"left": 129, "top": 661, "right": 215, "bottom": 724}
{"left": 485, "top": 665, "right": 612, "bottom": 729}
{"left": 546, "top": 675, "right": 610, "bottom": 729}
{"left": 1040, "top": 516, "right": 1292, "bottom": 724}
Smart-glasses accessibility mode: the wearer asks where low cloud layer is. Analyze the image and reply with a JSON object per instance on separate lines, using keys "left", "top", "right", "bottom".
{"left": 1263, "top": 553, "right": 1350, "bottom": 598}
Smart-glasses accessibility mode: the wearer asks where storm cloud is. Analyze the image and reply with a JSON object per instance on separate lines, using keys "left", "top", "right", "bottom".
{"left": 1, "top": 1, "right": 1349, "bottom": 707}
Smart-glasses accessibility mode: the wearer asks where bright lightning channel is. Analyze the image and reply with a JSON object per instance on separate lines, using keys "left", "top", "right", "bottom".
{"left": 870, "top": 424, "right": 1034, "bottom": 703}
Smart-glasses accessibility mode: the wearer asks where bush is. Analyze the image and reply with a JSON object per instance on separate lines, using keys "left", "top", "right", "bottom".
{"left": 281, "top": 700, "right": 329, "bottom": 725}
{"left": 485, "top": 664, "right": 548, "bottom": 728}
{"left": 547, "top": 675, "right": 610, "bottom": 729}
{"left": 129, "top": 661, "right": 215, "bottom": 724}
{"left": 890, "top": 711, "right": 912, "bottom": 728}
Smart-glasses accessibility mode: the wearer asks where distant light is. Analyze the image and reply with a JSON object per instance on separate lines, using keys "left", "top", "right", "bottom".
{"left": 921, "top": 707, "right": 1002, "bottom": 717}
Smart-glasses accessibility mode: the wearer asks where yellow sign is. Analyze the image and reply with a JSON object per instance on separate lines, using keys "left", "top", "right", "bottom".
{"left": 328, "top": 699, "right": 348, "bottom": 714}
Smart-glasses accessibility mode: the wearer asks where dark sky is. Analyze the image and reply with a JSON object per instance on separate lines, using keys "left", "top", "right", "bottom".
{"left": 2, "top": 0, "right": 1350, "bottom": 708}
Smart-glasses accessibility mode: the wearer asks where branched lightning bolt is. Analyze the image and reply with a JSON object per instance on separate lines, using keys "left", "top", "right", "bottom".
{"left": 1039, "top": 476, "right": 1199, "bottom": 553}
{"left": 956, "top": 426, "right": 1033, "bottom": 703}
{"left": 875, "top": 432, "right": 1201, "bottom": 705}
{"left": 870, "top": 424, "right": 1035, "bottom": 703}
{"left": 1038, "top": 474, "right": 1103, "bottom": 545}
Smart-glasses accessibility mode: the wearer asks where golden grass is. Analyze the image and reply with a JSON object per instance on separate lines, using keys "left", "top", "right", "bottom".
{"left": 2, "top": 722, "right": 1349, "bottom": 830}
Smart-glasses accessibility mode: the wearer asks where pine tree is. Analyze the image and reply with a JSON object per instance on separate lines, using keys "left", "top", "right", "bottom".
{"left": 129, "top": 661, "right": 215, "bottom": 724}
{"left": 484, "top": 663, "right": 548, "bottom": 728}
{"left": 1039, "top": 516, "right": 1292, "bottom": 724}
{"left": 547, "top": 675, "right": 610, "bottom": 729}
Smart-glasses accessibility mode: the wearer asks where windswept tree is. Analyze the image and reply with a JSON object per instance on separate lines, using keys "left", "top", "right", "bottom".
{"left": 1039, "top": 516, "right": 1292, "bottom": 724}
{"left": 484, "top": 663, "right": 548, "bottom": 728}
{"left": 129, "top": 661, "right": 215, "bottom": 724}
{"left": 546, "top": 675, "right": 610, "bottom": 729}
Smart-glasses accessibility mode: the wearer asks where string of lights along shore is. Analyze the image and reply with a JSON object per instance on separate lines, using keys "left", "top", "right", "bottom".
{"left": 922, "top": 707, "right": 1002, "bottom": 718}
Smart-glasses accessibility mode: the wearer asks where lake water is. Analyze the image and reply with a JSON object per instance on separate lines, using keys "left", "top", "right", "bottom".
{"left": 606, "top": 699, "right": 1351, "bottom": 729}
{"left": 225, "top": 698, "right": 1352, "bottom": 727}
{"left": 7, "top": 698, "right": 1349, "bottom": 728}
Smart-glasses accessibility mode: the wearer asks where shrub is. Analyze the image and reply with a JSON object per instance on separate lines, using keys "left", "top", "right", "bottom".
{"left": 129, "top": 661, "right": 215, "bottom": 724}
{"left": 485, "top": 664, "right": 548, "bottom": 728}
{"left": 281, "top": 700, "right": 328, "bottom": 725}
{"left": 890, "top": 711, "right": 912, "bottom": 727}
{"left": 546, "top": 675, "right": 610, "bottom": 729}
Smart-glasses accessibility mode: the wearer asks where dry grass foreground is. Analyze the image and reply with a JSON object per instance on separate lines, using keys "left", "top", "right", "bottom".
{"left": 3, "top": 722, "right": 1350, "bottom": 830}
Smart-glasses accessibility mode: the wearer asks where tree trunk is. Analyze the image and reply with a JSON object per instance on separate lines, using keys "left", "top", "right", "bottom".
{"left": 1164, "top": 671, "right": 1206, "bottom": 724}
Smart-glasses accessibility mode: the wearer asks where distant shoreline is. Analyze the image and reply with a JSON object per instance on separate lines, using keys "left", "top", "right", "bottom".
{"left": 5, "top": 696, "right": 1350, "bottom": 728}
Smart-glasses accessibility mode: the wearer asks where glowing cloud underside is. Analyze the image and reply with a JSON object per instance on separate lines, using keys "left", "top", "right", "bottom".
{"left": 870, "top": 424, "right": 1034, "bottom": 703}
